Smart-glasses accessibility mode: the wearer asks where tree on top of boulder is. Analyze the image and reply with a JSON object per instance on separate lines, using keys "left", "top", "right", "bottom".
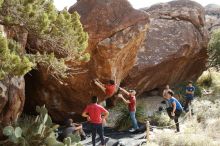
{"left": 0, "top": 0, "right": 89, "bottom": 79}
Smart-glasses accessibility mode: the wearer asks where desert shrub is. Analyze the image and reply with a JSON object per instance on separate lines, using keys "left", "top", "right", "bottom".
{"left": 197, "top": 70, "right": 213, "bottom": 87}
{"left": 208, "top": 29, "right": 220, "bottom": 69}
{"left": 1, "top": 105, "right": 82, "bottom": 146}
{"left": 113, "top": 102, "right": 147, "bottom": 130}
{"left": 192, "top": 99, "right": 220, "bottom": 123}
{"left": 205, "top": 118, "right": 220, "bottom": 139}
{"left": 148, "top": 112, "right": 173, "bottom": 127}
{"left": 155, "top": 132, "right": 217, "bottom": 146}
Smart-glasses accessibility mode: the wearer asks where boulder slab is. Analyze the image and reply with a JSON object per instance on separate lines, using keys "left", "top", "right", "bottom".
{"left": 123, "top": 0, "right": 209, "bottom": 94}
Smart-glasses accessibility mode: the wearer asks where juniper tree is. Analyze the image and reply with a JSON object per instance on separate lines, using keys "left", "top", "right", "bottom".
{"left": 0, "top": 0, "right": 89, "bottom": 79}
{"left": 208, "top": 29, "right": 220, "bottom": 69}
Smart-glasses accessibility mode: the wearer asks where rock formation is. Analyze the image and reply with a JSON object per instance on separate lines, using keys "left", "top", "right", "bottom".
{"left": 24, "top": 0, "right": 149, "bottom": 122}
{"left": 23, "top": 0, "right": 209, "bottom": 122}
{"left": 123, "top": 0, "right": 209, "bottom": 94}
{"left": 205, "top": 4, "right": 220, "bottom": 31}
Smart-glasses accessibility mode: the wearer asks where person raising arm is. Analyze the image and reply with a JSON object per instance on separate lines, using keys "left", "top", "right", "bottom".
{"left": 94, "top": 79, "right": 116, "bottom": 97}
{"left": 118, "top": 88, "right": 139, "bottom": 132}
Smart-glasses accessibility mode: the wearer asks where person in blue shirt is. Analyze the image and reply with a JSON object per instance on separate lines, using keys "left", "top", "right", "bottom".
{"left": 184, "top": 81, "right": 195, "bottom": 112}
{"left": 164, "top": 90, "right": 183, "bottom": 132}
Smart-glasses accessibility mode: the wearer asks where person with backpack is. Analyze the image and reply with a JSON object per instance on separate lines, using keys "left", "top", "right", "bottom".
{"left": 82, "top": 96, "right": 109, "bottom": 146}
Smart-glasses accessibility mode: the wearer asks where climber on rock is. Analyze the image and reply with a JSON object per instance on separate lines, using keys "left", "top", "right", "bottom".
{"left": 94, "top": 78, "right": 117, "bottom": 107}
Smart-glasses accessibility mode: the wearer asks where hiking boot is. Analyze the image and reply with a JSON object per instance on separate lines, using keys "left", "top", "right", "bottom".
{"left": 80, "top": 134, "right": 86, "bottom": 141}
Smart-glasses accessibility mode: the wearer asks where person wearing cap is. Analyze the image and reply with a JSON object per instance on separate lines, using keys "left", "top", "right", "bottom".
{"left": 164, "top": 90, "right": 183, "bottom": 132}
{"left": 184, "top": 81, "right": 195, "bottom": 112}
{"left": 82, "top": 96, "right": 109, "bottom": 146}
{"left": 118, "top": 87, "right": 139, "bottom": 132}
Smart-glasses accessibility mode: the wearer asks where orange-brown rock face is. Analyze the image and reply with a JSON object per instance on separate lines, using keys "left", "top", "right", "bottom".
{"left": 25, "top": 0, "right": 149, "bottom": 122}
{"left": 0, "top": 77, "right": 25, "bottom": 125}
{"left": 123, "top": 0, "right": 209, "bottom": 94}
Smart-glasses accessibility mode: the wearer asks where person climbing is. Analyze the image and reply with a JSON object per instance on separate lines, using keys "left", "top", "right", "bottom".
{"left": 118, "top": 87, "right": 139, "bottom": 132}
{"left": 82, "top": 96, "right": 109, "bottom": 146}
{"left": 94, "top": 79, "right": 117, "bottom": 107}
{"left": 184, "top": 81, "right": 195, "bottom": 112}
{"left": 59, "top": 118, "right": 86, "bottom": 141}
{"left": 164, "top": 90, "right": 183, "bottom": 132}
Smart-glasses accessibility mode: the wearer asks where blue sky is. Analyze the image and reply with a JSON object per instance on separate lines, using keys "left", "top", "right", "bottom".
{"left": 53, "top": 0, "right": 220, "bottom": 10}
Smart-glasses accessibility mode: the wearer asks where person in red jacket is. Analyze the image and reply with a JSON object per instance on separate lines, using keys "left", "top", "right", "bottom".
{"left": 118, "top": 87, "right": 139, "bottom": 132}
{"left": 82, "top": 96, "right": 109, "bottom": 146}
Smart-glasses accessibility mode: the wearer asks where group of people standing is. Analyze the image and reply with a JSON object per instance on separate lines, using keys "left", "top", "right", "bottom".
{"left": 82, "top": 79, "right": 139, "bottom": 146}
{"left": 60, "top": 79, "right": 195, "bottom": 146}
{"left": 162, "top": 81, "right": 195, "bottom": 132}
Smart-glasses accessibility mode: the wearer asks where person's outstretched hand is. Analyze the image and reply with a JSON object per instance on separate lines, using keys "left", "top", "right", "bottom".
{"left": 87, "top": 116, "right": 91, "bottom": 121}
{"left": 117, "top": 94, "right": 123, "bottom": 98}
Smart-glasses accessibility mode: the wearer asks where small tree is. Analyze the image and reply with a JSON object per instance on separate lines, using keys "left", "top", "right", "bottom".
{"left": 0, "top": 0, "right": 89, "bottom": 79}
{"left": 208, "top": 29, "right": 220, "bottom": 69}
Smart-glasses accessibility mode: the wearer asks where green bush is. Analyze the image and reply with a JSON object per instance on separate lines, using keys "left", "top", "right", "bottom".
{"left": 0, "top": 0, "right": 89, "bottom": 79}
{"left": 113, "top": 102, "right": 147, "bottom": 130}
{"left": 0, "top": 33, "right": 34, "bottom": 79}
{"left": 149, "top": 112, "right": 173, "bottom": 127}
{"left": 208, "top": 29, "right": 220, "bottom": 69}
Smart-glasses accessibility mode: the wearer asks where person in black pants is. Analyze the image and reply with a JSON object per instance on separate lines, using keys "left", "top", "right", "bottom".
{"left": 82, "top": 96, "right": 109, "bottom": 146}
{"left": 184, "top": 81, "right": 195, "bottom": 112}
{"left": 164, "top": 90, "right": 183, "bottom": 132}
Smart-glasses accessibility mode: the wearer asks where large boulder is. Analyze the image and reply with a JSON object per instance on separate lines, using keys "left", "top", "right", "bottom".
{"left": 123, "top": 0, "right": 209, "bottom": 94}
{"left": 205, "top": 4, "right": 220, "bottom": 31}
{"left": 0, "top": 77, "right": 25, "bottom": 125}
{"left": 24, "top": 0, "right": 149, "bottom": 122}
